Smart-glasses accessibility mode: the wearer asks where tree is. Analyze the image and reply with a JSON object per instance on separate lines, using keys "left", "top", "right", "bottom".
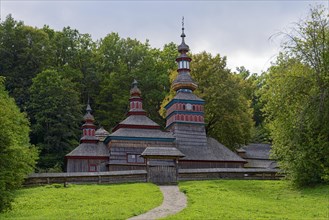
{"left": 0, "top": 15, "right": 52, "bottom": 110}
{"left": 49, "top": 27, "right": 98, "bottom": 101}
{"left": 192, "top": 52, "right": 254, "bottom": 149}
{"left": 161, "top": 52, "right": 254, "bottom": 149}
{"left": 0, "top": 77, "right": 38, "bottom": 212}
{"left": 28, "top": 69, "right": 82, "bottom": 170}
{"left": 235, "top": 67, "right": 270, "bottom": 143}
{"left": 94, "top": 33, "right": 177, "bottom": 130}
{"left": 261, "top": 5, "right": 329, "bottom": 186}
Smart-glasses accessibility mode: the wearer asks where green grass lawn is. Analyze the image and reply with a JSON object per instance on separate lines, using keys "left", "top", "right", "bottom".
{"left": 165, "top": 180, "right": 329, "bottom": 220}
{"left": 0, "top": 183, "right": 162, "bottom": 220}
{"left": 1, "top": 180, "right": 328, "bottom": 220}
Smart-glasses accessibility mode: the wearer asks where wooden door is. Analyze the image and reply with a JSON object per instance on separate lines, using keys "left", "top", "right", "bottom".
{"left": 148, "top": 165, "right": 177, "bottom": 184}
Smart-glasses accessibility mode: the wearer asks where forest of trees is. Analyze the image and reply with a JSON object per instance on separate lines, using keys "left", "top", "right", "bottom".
{"left": 0, "top": 4, "right": 328, "bottom": 213}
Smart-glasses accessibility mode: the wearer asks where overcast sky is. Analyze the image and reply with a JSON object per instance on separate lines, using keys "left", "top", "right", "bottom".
{"left": 1, "top": 0, "right": 328, "bottom": 73}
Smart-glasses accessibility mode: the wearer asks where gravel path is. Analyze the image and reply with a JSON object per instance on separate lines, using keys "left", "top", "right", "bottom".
{"left": 128, "top": 185, "right": 187, "bottom": 220}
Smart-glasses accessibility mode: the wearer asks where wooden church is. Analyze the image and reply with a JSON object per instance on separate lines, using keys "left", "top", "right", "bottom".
{"left": 66, "top": 26, "right": 246, "bottom": 172}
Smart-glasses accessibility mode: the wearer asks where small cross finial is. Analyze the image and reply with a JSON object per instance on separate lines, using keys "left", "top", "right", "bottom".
{"left": 132, "top": 79, "right": 138, "bottom": 88}
{"left": 181, "top": 16, "right": 186, "bottom": 38}
{"left": 86, "top": 96, "right": 92, "bottom": 112}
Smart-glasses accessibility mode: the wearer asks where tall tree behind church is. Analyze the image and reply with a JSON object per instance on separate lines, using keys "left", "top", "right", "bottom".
{"left": 94, "top": 33, "right": 177, "bottom": 130}
{"left": 0, "top": 15, "right": 52, "bottom": 110}
{"left": 28, "top": 69, "right": 82, "bottom": 170}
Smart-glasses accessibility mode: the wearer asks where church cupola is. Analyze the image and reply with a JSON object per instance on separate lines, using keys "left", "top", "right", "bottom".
{"left": 80, "top": 102, "right": 99, "bottom": 144}
{"left": 164, "top": 18, "right": 205, "bottom": 129}
{"left": 127, "top": 80, "right": 147, "bottom": 116}
{"left": 172, "top": 17, "right": 198, "bottom": 92}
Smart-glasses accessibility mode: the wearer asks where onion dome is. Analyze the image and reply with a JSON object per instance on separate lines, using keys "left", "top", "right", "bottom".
{"left": 178, "top": 24, "right": 189, "bottom": 53}
{"left": 83, "top": 103, "right": 95, "bottom": 122}
{"left": 127, "top": 80, "right": 146, "bottom": 116}
{"left": 81, "top": 103, "right": 98, "bottom": 144}
{"left": 130, "top": 79, "right": 141, "bottom": 97}
{"left": 172, "top": 17, "right": 198, "bottom": 92}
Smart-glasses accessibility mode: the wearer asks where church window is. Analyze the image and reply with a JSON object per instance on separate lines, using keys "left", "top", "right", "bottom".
{"left": 127, "top": 154, "right": 145, "bottom": 164}
{"left": 88, "top": 164, "right": 97, "bottom": 172}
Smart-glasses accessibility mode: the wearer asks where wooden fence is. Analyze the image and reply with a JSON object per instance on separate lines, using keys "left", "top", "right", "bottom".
{"left": 24, "top": 168, "right": 282, "bottom": 186}
{"left": 178, "top": 168, "right": 282, "bottom": 181}
{"left": 25, "top": 170, "right": 147, "bottom": 186}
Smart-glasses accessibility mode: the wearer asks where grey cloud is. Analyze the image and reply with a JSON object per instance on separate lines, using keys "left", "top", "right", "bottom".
{"left": 1, "top": 0, "right": 325, "bottom": 73}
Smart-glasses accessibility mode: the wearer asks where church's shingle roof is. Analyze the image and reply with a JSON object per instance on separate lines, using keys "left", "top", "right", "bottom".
{"left": 173, "top": 92, "right": 204, "bottom": 101}
{"left": 66, "top": 143, "right": 108, "bottom": 157}
{"left": 178, "top": 137, "right": 246, "bottom": 162}
{"left": 241, "top": 143, "right": 272, "bottom": 159}
{"left": 141, "top": 147, "right": 185, "bottom": 157}
{"left": 110, "top": 128, "right": 175, "bottom": 140}
{"left": 118, "top": 115, "right": 160, "bottom": 127}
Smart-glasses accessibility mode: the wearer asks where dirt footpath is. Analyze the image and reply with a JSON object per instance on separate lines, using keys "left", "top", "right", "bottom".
{"left": 128, "top": 185, "right": 187, "bottom": 220}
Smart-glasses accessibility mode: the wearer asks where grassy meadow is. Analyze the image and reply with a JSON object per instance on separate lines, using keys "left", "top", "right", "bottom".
{"left": 0, "top": 183, "right": 162, "bottom": 220}
{"left": 165, "top": 180, "right": 329, "bottom": 220}
{"left": 1, "top": 180, "right": 328, "bottom": 220}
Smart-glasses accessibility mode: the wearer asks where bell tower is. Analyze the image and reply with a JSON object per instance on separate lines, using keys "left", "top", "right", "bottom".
{"left": 165, "top": 18, "right": 207, "bottom": 148}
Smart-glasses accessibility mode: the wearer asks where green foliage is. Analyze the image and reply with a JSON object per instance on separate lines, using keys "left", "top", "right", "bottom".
{"left": 192, "top": 52, "right": 254, "bottom": 149}
{"left": 161, "top": 52, "right": 254, "bottom": 149}
{"left": 0, "top": 79, "right": 38, "bottom": 212}
{"left": 28, "top": 69, "right": 82, "bottom": 169}
{"left": 94, "top": 34, "right": 177, "bottom": 129}
{"left": 0, "top": 15, "right": 52, "bottom": 110}
{"left": 165, "top": 180, "right": 329, "bottom": 219}
{"left": 0, "top": 183, "right": 162, "bottom": 219}
{"left": 49, "top": 26, "right": 98, "bottom": 101}
{"left": 261, "top": 6, "right": 329, "bottom": 186}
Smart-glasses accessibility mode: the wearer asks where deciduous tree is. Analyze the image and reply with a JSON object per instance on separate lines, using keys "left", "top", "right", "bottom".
{"left": 0, "top": 77, "right": 38, "bottom": 212}
{"left": 261, "top": 5, "right": 329, "bottom": 186}
{"left": 28, "top": 69, "right": 82, "bottom": 170}
{"left": 161, "top": 52, "right": 254, "bottom": 149}
{"left": 0, "top": 15, "right": 52, "bottom": 110}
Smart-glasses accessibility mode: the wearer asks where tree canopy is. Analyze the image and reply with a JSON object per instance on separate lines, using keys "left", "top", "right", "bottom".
{"left": 28, "top": 69, "right": 82, "bottom": 170}
{"left": 160, "top": 52, "right": 254, "bottom": 149}
{"left": 261, "top": 6, "right": 329, "bottom": 186}
{"left": 0, "top": 77, "right": 38, "bottom": 212}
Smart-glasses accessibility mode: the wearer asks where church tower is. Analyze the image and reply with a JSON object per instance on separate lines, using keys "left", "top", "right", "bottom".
{"left": 165, "top": 19, "right": 207, "bottom": 151}
{"left": 80, "top": 103, "right": 99, "bottom": 144}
